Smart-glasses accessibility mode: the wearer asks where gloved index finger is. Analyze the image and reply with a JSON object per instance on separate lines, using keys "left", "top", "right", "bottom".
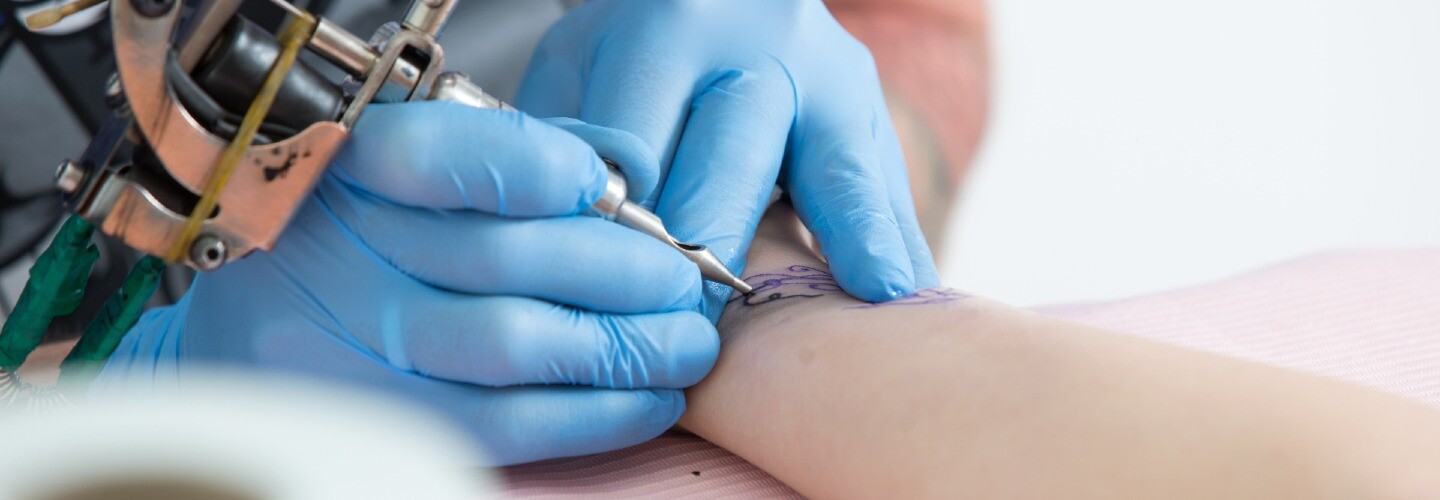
{"left": 331, "top": 101, "right": 609, "bottom": 217}
{"left": 655, "top": 60, "right": 796, "bottom": 321}
{"left": 787, "top": 117, "right": 917, "bottom": 303}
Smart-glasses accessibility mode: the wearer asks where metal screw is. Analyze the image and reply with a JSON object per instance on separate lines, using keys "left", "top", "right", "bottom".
{"left": 104, "top": 73, "right": 125, "bottom": 108}
{"left": 54, "top": 160, "right": 85, "bottom": 194}
{"left": 190, "top": 235, "right": 228, "bottom": 271}
{"left": 104, "top": 73, "right": 122, "bottom": 99}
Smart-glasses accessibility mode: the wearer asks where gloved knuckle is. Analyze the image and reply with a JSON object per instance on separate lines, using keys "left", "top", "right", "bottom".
{"left": 845, "top": 202, "right": 899, "bottom": 230}
{"left": 715, "top": 57, "right": 796, "bottom": 112}
{"left": 808, "top": 148, "right": 880, "bottom": 189}
{"left": 803, "top": 166, "right": 896, "bottom": 237}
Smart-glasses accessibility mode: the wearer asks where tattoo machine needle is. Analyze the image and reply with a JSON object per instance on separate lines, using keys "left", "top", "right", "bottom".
{"left": 590, "top": 162, "right": 754, "bottom": 295}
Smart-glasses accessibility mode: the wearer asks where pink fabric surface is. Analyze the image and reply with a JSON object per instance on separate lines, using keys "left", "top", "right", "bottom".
{"left": 501, "top": 247, "right": 1440, "bottom": 497}
{"left": 503, "top": 433, "right": 798, "bottom": 499}
{"left": 1039, "top": 248, "right": 1440, "bottom": 407}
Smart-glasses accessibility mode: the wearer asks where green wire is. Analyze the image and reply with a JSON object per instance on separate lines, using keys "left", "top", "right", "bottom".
{"left": 0, "top": 215, "right": 99, "bottom": 373}
{"left": 60, "top": 255, "right": 166, "bottom": 387}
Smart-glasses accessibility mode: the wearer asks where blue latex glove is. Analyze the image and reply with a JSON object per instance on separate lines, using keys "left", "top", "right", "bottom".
{"left": 518, "top": 0, "right": 941, "bottom": 319}
{"left": 95, "top": 102, "right": 719, "bottom": 465}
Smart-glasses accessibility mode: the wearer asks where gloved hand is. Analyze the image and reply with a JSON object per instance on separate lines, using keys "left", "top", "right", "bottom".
{"left": 518, "top": 0, "right": 941, "bottom": 319}
{"left": 95, "top": 102, "right": 719, "bottom": 465}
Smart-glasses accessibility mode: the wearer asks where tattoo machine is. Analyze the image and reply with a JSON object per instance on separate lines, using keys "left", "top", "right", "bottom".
{"left": 40, "top": 0, "right": 749, "bottom": 290}
{"left": 2, "top": 0, "right": 752, "bottom": 396}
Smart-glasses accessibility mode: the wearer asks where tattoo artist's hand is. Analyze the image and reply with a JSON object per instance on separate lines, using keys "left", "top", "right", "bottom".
{"left": 96, "top": 102, "right": 719, "bottom": 465}
{"left": 517, "top": 0, "right": 941, "bottom": 319}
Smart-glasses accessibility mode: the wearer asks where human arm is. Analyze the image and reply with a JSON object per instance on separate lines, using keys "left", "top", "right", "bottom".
{"left": 678, "top": 203, "right": 1440, "bottom": 498}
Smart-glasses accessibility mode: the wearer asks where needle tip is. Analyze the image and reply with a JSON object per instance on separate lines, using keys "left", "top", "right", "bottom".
{"left": 729, "top": 276, "right": 754, "bottom": 296}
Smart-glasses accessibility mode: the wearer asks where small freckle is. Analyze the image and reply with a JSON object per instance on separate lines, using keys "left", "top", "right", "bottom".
{"left": 691, "top": 471, "right": 701, "bottom": 476}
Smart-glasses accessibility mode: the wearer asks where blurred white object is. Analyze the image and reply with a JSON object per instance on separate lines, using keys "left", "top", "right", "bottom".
{"left": 944, "top": 0, "right": 1440, "bottom": 306}
{"left": 0, "top": 371, "right": 495, "bottom": 499}
{"left": 15, "top": 1, "right": 109, "bottom": 35}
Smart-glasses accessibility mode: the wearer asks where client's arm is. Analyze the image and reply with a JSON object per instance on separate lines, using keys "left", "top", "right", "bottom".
{"left": 679, "top": 204, "right": 1440, "bottom": 499}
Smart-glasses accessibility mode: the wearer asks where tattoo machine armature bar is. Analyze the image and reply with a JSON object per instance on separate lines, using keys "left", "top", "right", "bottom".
{"left": 40, "top": 0, "right": 752, "bottom": 294}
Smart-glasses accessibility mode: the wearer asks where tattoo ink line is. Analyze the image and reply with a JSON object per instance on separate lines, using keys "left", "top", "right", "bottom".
{"left": 730, "top": 265, "right": 841, "bottom": 307}
{"left": 732, "top": 264, "right": 970, "bottom": 309}
{"left": 843, "top": 288, "right": 969, "bottom": 309}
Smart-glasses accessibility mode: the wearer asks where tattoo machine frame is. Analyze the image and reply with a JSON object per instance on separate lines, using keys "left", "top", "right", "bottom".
{"left": 43, "top": 0, "right": 749, "bottom": 293}
{"left": 0, "top": 0, "right": 755, "bottom": 403}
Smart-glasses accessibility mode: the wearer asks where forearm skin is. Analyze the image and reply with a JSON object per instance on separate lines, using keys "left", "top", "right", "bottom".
{"left": 679, "top": 205, "right": 1440, "bottom": 499}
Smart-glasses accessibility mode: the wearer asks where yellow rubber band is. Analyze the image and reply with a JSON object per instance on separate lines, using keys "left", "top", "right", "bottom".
{"left": 166, "top": 13, "right": 317, "bottom": 263}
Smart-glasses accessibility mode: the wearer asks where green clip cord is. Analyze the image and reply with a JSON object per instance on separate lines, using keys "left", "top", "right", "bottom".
{"left": 0, "top": 216, "right": 100, "bottom": 373}
{"left": 60, "top": 256, "right": 166, "bottom": 387}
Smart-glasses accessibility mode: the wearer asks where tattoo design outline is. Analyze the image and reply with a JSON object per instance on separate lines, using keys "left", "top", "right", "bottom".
{"left": 730, "top": 265, "right": 842, "bottom": 306}
{"left": 842, "top": 287, "right": 969, "bottom": 310}
{"left": 731, "top": 264, "right": 968, "bottom": 309}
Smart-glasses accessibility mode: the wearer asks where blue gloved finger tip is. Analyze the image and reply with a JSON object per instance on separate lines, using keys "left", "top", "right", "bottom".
{"left": 834, "top": 244, "right": 916, "bottom": 300}
{"left": 870, "top": 281, "right": 915, "bottom": 303}
{"left": 842, "top": 268, "right": 916, "bottom": 303}
{"left": 885, "top": 286, "right": 909, "bottom": 301}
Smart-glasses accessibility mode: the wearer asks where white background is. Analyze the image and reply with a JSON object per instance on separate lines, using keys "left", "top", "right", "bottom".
{"left": 941, "top": 0, "right": 1440, "bottom": 307}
